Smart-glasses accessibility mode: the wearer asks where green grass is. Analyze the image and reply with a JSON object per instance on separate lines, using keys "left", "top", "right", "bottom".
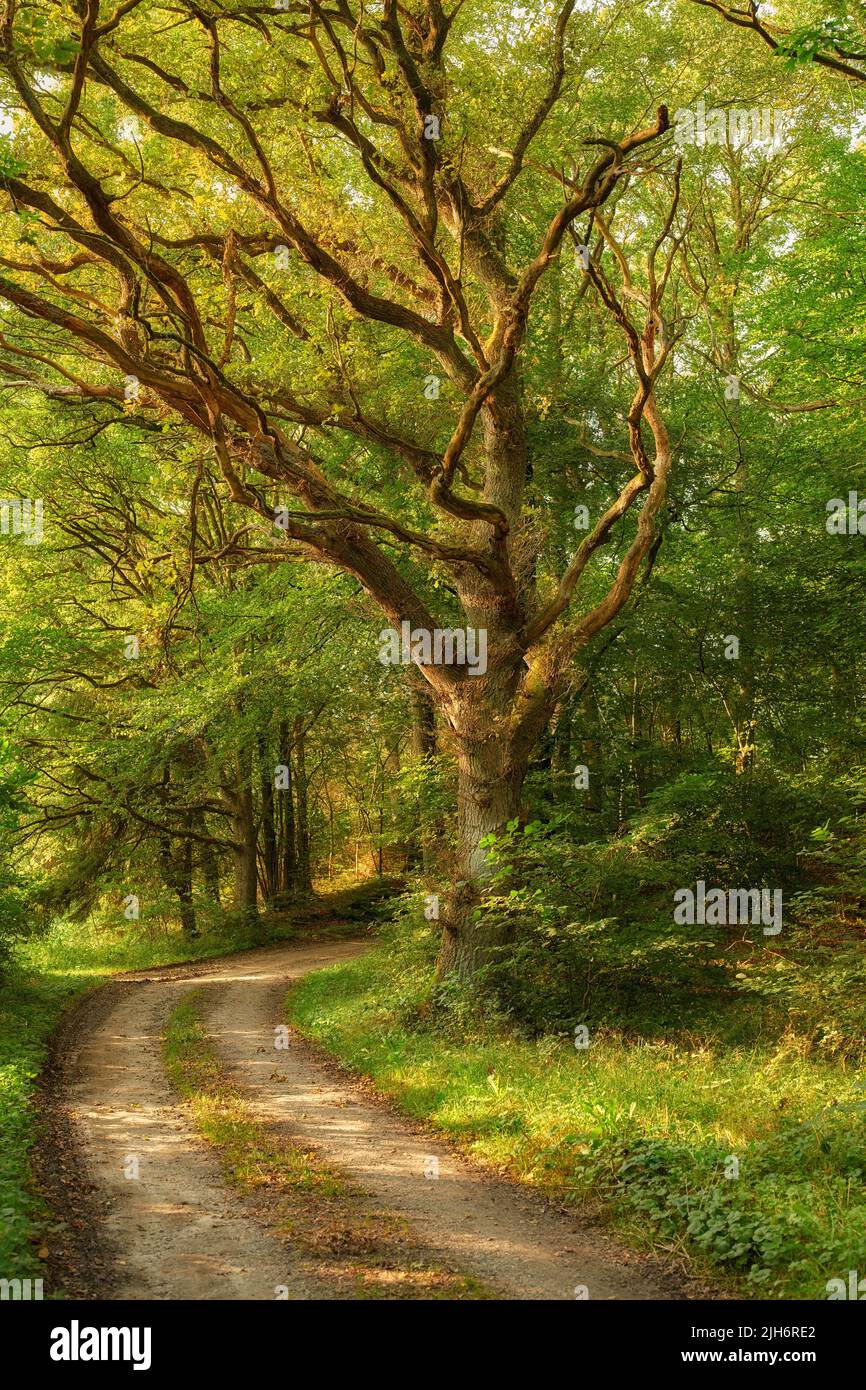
{"left": 0, "top": 969, "right": 78, "bottom": 1280}
{"left": 288, "top": 923, "right": 866, "bottom": 1300}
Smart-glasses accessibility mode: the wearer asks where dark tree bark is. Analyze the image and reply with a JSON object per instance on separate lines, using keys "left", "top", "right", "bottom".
{"left": 176, "top": 836, "right": 197, "bottom": 939}
{"left": 192, "top": 811, "right": 221, "bottom": 905}
{"left": 224, "top": 743, "right": 259, "bottom": 928}
{"left": 258, "top": 729, "right": 279, "bottom": 905}
{"left": 293, "top": 715, "right": 312, "bottom": 896}
{"left": 276, "top": 719, "right": 297, "bottom": 905}
{"left": 156, "top": 767, "right": 198, "bottom": 937}
{"left": 405, "top": 679, "right": 439, "bottom": 871}
{"left": 410, "top": 681, "right": 437, "bottom": 759}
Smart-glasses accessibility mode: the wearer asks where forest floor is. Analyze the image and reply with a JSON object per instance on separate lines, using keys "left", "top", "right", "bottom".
{"left": 35, "top": 938, "right": 709, "bottom": 1301}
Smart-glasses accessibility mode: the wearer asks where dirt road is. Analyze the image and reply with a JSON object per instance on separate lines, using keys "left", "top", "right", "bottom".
{"left": 39, "top": 939, "right": 702, "bottom": 1301}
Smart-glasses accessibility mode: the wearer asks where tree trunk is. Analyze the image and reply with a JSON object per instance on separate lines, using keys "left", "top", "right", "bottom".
{"left": 276, "top": 719, "right": 297, "bottom": 904}
{"left": 435, "top": 378, "right": 533, "bottom": 979}
{"left": 258, "top": 729, "right": 279, "bottom": 905}
{"left": 193, "top": 811, "right": 221, "bottom": 904}
{"left": 293, "top": 715, "right": 312, "bottom": 895}
{"left": 435, "top": 706, "right": 527, "bottom": 980}
{"left": 231, "top": 807, "right": 259, "bottom": 924}
{"left": 176, "top": 837, "right": 197, "bottom": 938}
{"left": 407, "top": 678, "right": 443, "bottom": 873}
{"left": 159, "top": 832, "right": 198, "bottom": 939}
{"left": 431, "top": 322, "right": 671, "bottom": 982}
{"left": 410, "top": 680, "right": 437, "bottom": 758}
{"left": 229, "top": 746, "right": 259, "bottom": 927}
{"left": 157, "top": 766, "right": 198, "bottom": 937}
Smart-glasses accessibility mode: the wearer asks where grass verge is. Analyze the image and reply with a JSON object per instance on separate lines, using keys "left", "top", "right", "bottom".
{"left": 287, "top": 923, "right": 866, "bottom": 1301}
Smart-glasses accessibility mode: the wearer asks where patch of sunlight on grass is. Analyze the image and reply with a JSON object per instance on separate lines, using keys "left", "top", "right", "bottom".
{"left": 287, "top": 929, "right": 866, "bottom": 1301}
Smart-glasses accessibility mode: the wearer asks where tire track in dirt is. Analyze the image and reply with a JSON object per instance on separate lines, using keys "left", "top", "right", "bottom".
{"left": 200, "top": 942, "right": 698, "bottom": 1301}
{"left": 43, "top": 938, "right": 706, "bottom": 1301}
{"left": 44, "top": 956, "right": 341, "bottom": 1300}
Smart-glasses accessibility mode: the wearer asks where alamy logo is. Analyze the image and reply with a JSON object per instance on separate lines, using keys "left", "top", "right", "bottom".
{"left": 0, "top": 1277, "right": 43, "bottom": 1300}
{"left": 50, "top": 1321, "right": 152, "bottom": 1371}
{"left": 0, "top": 497, "right": 43, "bottom": 544}
{"left": 378, "top": 620, "right": 487, "bottom": 675}
{"left": 673, "top": 98, "right": 788, "bottom": 152}
{"left": 674, "top": 881, "right": 782, "bottom": 936}
{"left": 826, "top": 1270, "right": 866, "bottom": 1300}
{"left": 826, "top": 492, "right": 866, "bottom": 534}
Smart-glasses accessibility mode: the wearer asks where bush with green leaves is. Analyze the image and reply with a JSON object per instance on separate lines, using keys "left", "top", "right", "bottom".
{"left": 469, "top": 765, "right": 862, "bottom": 1042}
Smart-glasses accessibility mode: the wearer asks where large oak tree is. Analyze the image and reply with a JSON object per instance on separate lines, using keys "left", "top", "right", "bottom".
{"left": 0, "top": 0, "right": 686, "bottom": 975}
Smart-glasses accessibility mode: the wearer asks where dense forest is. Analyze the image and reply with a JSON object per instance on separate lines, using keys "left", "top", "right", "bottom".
{"left": 0, "top": 0, "right": 864, "bottom": 1312}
